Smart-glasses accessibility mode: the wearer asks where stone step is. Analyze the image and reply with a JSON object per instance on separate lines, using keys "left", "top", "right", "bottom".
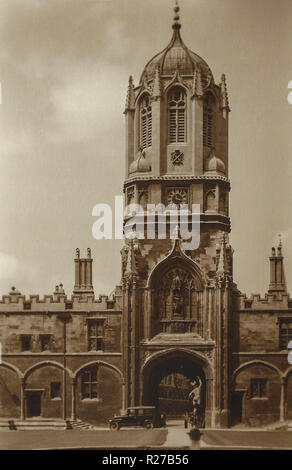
{"left": 71, "top": 419, "right": 93, "bottom": 430}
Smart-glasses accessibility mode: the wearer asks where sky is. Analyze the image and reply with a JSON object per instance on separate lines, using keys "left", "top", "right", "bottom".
{"left": 0, "top": 0, "right": 291, "bottom": 298}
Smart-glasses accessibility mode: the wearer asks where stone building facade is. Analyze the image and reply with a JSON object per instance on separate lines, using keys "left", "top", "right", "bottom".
{"left": 0, "top": 250, "right": 124, "bottom": 425}
{"left": 0, "top": 4, "right": 292, "bottom": 428}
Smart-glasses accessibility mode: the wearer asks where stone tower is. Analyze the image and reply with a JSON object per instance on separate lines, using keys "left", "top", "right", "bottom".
{"left": 121, "top": 2, "right": 233, "bottom": 427}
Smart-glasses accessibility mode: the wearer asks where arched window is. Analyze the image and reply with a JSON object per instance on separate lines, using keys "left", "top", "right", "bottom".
{"left": 206, "top": 190, "right": 216, "bottom": 212}
{"left": 168, "top": 87, "right": 186, "bottom": 143}
{"left": 203, "top": 94, "right": 216, "bottom": 148}
{"left": 140, "top": 95, "right": 152, "bottom": 150}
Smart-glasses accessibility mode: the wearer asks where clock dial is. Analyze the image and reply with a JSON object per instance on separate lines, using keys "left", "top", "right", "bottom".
{"left": 167, "top": 188, "right": 188, "bottom": 206}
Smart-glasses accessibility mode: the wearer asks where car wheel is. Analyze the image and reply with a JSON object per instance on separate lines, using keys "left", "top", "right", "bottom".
{"left": 144, "top": 421, "right": 154, "bottom": 430}
{"left": 110, "top": 421, "right": 120, "bottom": 431}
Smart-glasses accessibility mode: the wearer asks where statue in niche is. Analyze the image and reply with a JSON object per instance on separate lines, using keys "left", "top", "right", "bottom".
{"left": 171, "top": 270, "right": 184, "bottom": 315}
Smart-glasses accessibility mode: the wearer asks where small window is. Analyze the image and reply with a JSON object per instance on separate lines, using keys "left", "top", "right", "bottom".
{"left": 140, "top": 95, "right": 152, "bottom": 150}
{"left": 21, "top": 335, "right": 32, "bottom": 352}
{"left": 40, "top": 334, "right": 52, "bottom": 351}
{"left": 279, "top": 320, "right": 292, "bottom": 350}
{"left": 88, "top": 320, "right": 105, "bottom": 352}
{"left": 168, "top": 87, "right": 186, "bottom": 143}
{"left": 250, "top": 378, "right": 267, "bottom": 398}
{"left": 82, "top": 365, "right": 98, "bottom": 399}
{"left": 50, "top": 382, "right": 61, "bottom": 399}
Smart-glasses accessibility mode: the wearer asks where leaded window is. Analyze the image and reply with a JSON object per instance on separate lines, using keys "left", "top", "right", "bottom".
{"left": 168, "top": 87, "right": 186, "bottom": 143}
{"left": 40, "top": 334, "right": 52, "bottom": 351}
{"left": 88, "top": 320, "right": 104, "bottom": 351}
{"left": 21, "top": 334, "right": 32, "bottom": 352}
{"left": 250, "top": 378, "right": 267, "bottom": 398}
{"left": 82, "top": 365, "right": 98, "bottom": 399}
{"left": 279, "top": 319, "right": 292, "bottom": 350}
{"left": 50, "top": 381, "right": 61, "bottom": 399}
{"left": 140, "top": 95, "right": 152, "bottom": 150}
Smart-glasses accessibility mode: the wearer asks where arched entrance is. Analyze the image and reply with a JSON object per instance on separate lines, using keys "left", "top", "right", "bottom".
{"left": 142, "top": 349, "right": 213, "bottom": 427}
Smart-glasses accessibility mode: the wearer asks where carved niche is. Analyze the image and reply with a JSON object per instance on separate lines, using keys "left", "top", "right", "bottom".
{"left": 152, "top": 267, "right": 203, "bottom": 336}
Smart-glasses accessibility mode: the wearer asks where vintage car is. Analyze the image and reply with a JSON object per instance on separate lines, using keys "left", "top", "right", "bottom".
{"left": 109, "top": 406, "right": 166, "bottom": 430}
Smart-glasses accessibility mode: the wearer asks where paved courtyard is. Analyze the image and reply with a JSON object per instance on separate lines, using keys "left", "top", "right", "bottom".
{"left": 0, "top": 420, "right": 292, "bottom": 450}
{"left": 0, "top": 429, "right": 168, "bottom": 450}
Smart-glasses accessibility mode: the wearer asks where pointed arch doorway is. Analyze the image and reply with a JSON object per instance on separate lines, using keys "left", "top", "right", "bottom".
{"left": 141, "top": 349, "right": 213, "bottom": 427}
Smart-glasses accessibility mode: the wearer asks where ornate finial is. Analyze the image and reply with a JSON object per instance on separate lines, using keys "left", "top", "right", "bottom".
{"left": 221, "top": 233, "right": 227, "bottom": 245}
{"left": 76, "top": 248, "right": 80, "bottom": 259}
{"left": 193, "top": 66, "right": 203, "bottom": 98}
{"left": 220, "top": 74, "right": 230, "bottom": 111}
{"left": 172, "top": 0, "right": 181, "bottom": 30}
{"left": 277, "top": 234, "right": 283, "bottom": 256}
{"left": 87, "top": 248, "right": 91, "bottom": 259}
{"left": 152, "top": 65, "right": 162, "bottom": 99}
{"left": 125, "top": 76, "right": 135, "bottom": 111}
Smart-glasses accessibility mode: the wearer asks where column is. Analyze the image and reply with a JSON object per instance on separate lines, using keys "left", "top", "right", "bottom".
{"left": 20, "top": 378, "right": 25, "bottom": 421}
{"left": 74, "top": 259, "right": 80, "bottom": 290}
{"left": 71, "top": 378, "right": 76, "bottom": 421}
{"left": 121, "top": 378, "right": 126, "bottom": 412}
{"left": 81, "top": 260, "right": 86, "bottom": 288}
{"left": 280, "top": 377, "right": 287, "bottom": 422}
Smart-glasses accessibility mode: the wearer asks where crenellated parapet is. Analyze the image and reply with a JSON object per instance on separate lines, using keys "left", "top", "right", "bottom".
{"left": 0, "top": 286, "right": 123, "bottom": 313}
{"left": 238, "top": 291, "right": 292, "bottom": 311}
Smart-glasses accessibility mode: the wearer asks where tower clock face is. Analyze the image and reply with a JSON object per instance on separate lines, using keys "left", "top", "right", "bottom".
{"left": 167, "top": 188, "right": 188, "bottom": 206}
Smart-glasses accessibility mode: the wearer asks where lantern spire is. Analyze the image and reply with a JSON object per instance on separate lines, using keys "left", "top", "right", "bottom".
{"left": 172, "top": 0, "right": 181, "bottom": 30}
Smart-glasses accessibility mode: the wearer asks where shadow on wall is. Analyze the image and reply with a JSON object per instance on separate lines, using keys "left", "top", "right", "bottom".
{"left": 0, "top": 368, "right": 21, "bottom": 418}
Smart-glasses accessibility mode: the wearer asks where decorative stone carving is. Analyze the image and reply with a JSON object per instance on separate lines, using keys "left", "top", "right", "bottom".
{"left": 153, "top": 267, "right": 203, "bottom": 335}
{"left": 171, "top": 149, "right": 184, "bottom": 166}
{"left": 203, "top": 349, "right": 215, "bottom": 363}
{"left": 127, "top": 186, "right": 135, "bottom": 205}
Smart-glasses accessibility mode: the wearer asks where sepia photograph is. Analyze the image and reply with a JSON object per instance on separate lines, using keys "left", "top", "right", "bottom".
{"left": 0, "top": 0, "right": 292, "bottom": 455}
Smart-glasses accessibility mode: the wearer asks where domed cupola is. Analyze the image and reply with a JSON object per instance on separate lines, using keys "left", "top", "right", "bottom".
{"left": 205, "top": 151, "right": 226, "bottom": 176}
{"left": 140, "top": 3, "right": 213, "bottom": 86}
{"left": 129, "top": 149, "right": 151, "bottom": 174}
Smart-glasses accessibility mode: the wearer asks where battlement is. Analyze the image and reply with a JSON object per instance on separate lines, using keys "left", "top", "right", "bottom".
{"left": 0, "top": 285, "right": 122, "bottom": 313}
{"left": 238, "top": 291, "right": 292, "bottom": 311}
